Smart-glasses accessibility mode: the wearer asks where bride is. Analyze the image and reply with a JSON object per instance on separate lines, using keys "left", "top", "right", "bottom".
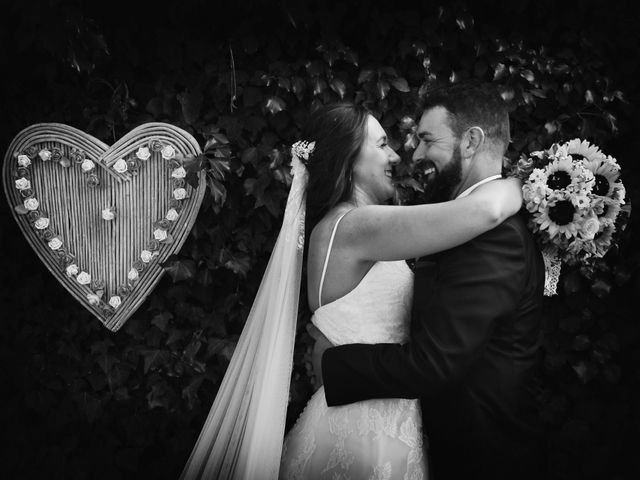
{"left": 180, "top": 103, "right": 522, "bottom": 479}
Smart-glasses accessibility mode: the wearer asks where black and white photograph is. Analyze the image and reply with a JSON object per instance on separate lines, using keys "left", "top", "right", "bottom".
{"left": 1, "top": 1, "right": 638, "bottom": 478}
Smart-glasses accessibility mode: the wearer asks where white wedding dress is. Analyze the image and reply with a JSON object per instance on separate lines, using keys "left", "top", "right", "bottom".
{"left": 279, "top": 213, "right": 428, "bottom": 480}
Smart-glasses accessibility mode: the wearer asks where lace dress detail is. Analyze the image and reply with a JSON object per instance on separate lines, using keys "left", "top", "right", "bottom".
{"left": 279, "top": 259, "right": 427, "bottom": 479}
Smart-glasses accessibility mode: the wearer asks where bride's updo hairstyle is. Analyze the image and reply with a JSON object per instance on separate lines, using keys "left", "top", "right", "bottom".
{"left": 300, "top": 102, "right": 369, "bottom": 229}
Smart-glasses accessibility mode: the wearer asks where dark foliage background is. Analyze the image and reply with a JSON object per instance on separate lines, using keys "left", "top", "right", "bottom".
{"left": 1, "top": 0, "right": 639, "bottom": 478}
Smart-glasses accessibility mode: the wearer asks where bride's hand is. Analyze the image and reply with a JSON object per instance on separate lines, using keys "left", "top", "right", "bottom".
{"left": 306, "top": 323, "right": 333, "bottom": 391}
{"left": 471, "top": 177, "right": 523, "bottom": 223}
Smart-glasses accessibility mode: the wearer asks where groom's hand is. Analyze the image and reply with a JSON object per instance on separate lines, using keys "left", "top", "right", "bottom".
{"left": 306, "top": 323, "right": 333, "bottom": 391}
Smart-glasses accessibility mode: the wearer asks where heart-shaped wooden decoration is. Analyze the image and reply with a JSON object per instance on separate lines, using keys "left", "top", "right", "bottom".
{"left": 3, "top": 123, "right": 206, "bottom": 331}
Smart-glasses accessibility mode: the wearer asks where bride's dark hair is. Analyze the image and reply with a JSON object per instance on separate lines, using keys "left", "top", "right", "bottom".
{"left": 301, "top": 102, "right": 369, "bottom": 229}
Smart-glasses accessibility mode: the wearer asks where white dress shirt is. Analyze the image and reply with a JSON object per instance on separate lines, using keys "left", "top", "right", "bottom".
{"left": 455, "top": 174, "right": 503, "bottom": 199}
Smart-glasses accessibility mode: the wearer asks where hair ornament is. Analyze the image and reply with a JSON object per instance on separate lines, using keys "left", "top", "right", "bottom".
{"left": 291, "top": 140, "right": 316, "bottom": 163}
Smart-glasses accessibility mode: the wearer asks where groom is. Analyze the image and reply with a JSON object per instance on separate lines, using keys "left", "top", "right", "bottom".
{"left": 311, "top": 83, "right": 546, "bottom": 479}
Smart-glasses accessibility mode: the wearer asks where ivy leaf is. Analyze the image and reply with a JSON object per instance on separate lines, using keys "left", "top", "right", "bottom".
{"left": 591, "top": 278, "right": 612, "bottom": 298}
{"left": 177, "top": 89, "right": 203, "bottom": 125}
{"left": 312, "top": 77, "right": 328, "bottom": 96}
{"left": 183, "top": 336, "right": 203, "bottom": 364}
{"left": 520, "top": 69, "right": 535, "bottom": 83}
{"left": 223, "top": 251, "right": 252, "bottom": 277}
{"left": 572, "top": 360, "right": 597, "bottom": 384}
{"left": 358, "top": 69, "right": 375, "bottom": 84}
{"left": 277, "top": 76, "right": 291, "bottom": 91}
{"left": 206, "top": 337, "right": 237, "bottom": 361}
{"left": 390, "top": 77, "right": 410, "bottom": 92}
{"left": 572, "top": 334, "right": 591, "bottom": 351}
{"left": 141, "top": 349, "right": 171, "bottom": 374}
{"left": 329, "top": 78, "right": 347, "bottom": 99}
{"left": 241, "top": 147, "right": 259, "bottom": 165}
{"left": 182, "top": 376, "right": 204, "bottom": 410}
{"left": 493, "top": 63, "right": 507, "bottom": 81}
{"left": 146, "top": 380, "right": 173, "bottom": 410}
{"left": 151, "top": 312, "right": 172, "bottom": 332}
{"left": 343, "top": 49, "right": 359, "bottom": 66}
{"left": 207, "top": 175, "right": 227, "bottom": 207}
{"left": 377, "top": 79, "right": 390, "bottom": 100}
{"left": 292, "top": 76, "right": 306, "bottom": 100}
{"left": 265, "top": 96, "right": 286, "bottom": 115}
{"left": 204, "top": 133, "right": 230, "bottom": 151}
{"left": 208, "top": 157, "right": 231, "bottom": 181}
{"left": 183, "top": 153, "right": 207, "bottom": 189}
{"left": 162, "top": 256, "right": 197, "bottom": 282}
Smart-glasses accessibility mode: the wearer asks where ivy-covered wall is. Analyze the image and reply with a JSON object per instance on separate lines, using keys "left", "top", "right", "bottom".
{"left": 1, "top": 1, "right": 638, "bottom": 478}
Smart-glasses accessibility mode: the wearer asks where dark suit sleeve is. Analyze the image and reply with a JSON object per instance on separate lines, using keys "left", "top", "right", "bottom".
{"left": 322, "top": 220, "right": 526, "bottom": 406}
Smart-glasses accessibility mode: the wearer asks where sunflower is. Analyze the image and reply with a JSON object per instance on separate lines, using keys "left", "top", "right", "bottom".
{"left": 596, "top": 197, "right": 622, "bottom": 228}
{"left": 544, "top": 156, "right": 584, "bottom": 192}
{"left": 565, "top": 138, "right": 605, "bottom": 163}
{"left": 534, "top": 192, "right": 582, "bottom": 240}
{"left": 593, "top": 225, "right": 615, "bottom": 256}
{"left": 583, "top": 157, "right": 620, "bottom": 197}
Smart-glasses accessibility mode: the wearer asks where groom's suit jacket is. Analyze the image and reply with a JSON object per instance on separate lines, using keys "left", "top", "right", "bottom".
{"left": 322, "top": 212, "right": 546, "bottom": 480}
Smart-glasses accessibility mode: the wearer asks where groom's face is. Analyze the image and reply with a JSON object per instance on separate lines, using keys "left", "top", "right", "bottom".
{"left": 413, "top": 106, "right": 463, "bottom": 202}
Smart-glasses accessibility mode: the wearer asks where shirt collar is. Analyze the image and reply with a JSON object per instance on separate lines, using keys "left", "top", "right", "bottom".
{"left": 455, "top": 174, "right": 503, "bottom": 199}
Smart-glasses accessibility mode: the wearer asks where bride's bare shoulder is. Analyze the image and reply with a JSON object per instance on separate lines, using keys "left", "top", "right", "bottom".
{"left": 309, "top": 205, "right": 354, "bottom": 252}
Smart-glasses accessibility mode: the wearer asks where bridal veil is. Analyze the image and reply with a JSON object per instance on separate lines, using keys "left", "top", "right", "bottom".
{"left": 180, "top": 150, "right": 309, "bottom": 479}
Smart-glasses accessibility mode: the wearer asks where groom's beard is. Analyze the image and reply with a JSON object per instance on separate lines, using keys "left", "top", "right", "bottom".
{"left": 423, "top": 147, "right": 463, "bottom": 203}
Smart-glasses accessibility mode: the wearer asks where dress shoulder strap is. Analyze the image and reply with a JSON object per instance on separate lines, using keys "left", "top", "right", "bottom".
{"left": 318, "top": 210, "right": 351, "bottom": 308}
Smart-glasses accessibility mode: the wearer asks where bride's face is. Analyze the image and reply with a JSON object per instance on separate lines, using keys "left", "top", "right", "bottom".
{"left": 352, "top": 115, "right": 400, "bottom": 204}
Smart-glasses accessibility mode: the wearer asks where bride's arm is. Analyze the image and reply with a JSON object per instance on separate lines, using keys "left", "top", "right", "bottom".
{"left": 342, "top": 177, "right": 522, "bottom": 261}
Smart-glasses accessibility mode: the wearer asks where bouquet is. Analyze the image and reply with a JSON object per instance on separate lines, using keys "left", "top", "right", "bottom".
{"left": 511, "top": 139, "right": 628, "bottom": 296}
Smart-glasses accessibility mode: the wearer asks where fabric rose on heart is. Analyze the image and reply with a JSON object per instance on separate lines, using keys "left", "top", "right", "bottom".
{"left": 65, "top": 264, "right": 79, "bottom": 277}
{"left": 69, "top": 148, "right": 85, "bottom": 164}
{"left": 17, "top": 155, "right": 31, "bottom": 167}
{"left": 24, "top": 198, "right": 39, "bottom": 211}
{"left": 149, "top": 139, "right": 164, "bottom": 152}
{"left": 34, "top": 217, "right": 50, "bottom": 230}
{"left": 108, "top": 296, "right": 122, "bottom": 309}
{"left": 173, "top": 188, "right": 187, "bottom": 200}
{"left": 102, "top": 206, "right": 117, "bottom": 221}
{"left": 48, "top": 237, "right": 63, "bottom": 250}
{"left": 171, "top": 166, "right": 187, "bottom": 179}
{"left": 86, "top": 174, "right": 100, "bottom": 188}
{"left": 87, "top": 293, "right": 101, "bottom": 306}
{"left": 166, "top": 208, "right": 179, "bottom": 221}
{"left": 113, "top": 158, "right": 128, "bottom": 173}
{"left": 77, "top": 271, "right": 91, "bottom": 285}
{"left": 136, "top": 146, "right": 151, "bottom": 161}
{"left": 38, "top": 149, "right": 52, "bottom": 161}
{"left": 15, "top": 178, "right": 31, "bottom": 190}
{"left": 140, "top": 250, "right": 155, "bottom": 263}
{"left": 127, "top": 268, "right": 139, "bottom": 281}
{"left": 161, "top": 145, "right": 176, "bottom": 160}
{"left": 81, "top": 159, "right": 96, "bottom": 172}
{"left": 153, "top": 228, "right": 168, "bottom": 241}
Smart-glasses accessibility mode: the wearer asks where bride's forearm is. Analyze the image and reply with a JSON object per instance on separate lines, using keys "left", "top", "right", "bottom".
{"left": 340, "top": 179, "right": 522, "bottom": 262}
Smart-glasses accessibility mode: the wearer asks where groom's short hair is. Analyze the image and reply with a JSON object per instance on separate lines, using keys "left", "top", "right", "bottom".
{"left": 418, "top": 82, "right": 510, "bottom": 154}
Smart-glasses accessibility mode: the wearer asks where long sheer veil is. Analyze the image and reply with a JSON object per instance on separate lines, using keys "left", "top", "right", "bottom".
{"left": 180, "top": 152, "right": 308, "bottom": 479}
